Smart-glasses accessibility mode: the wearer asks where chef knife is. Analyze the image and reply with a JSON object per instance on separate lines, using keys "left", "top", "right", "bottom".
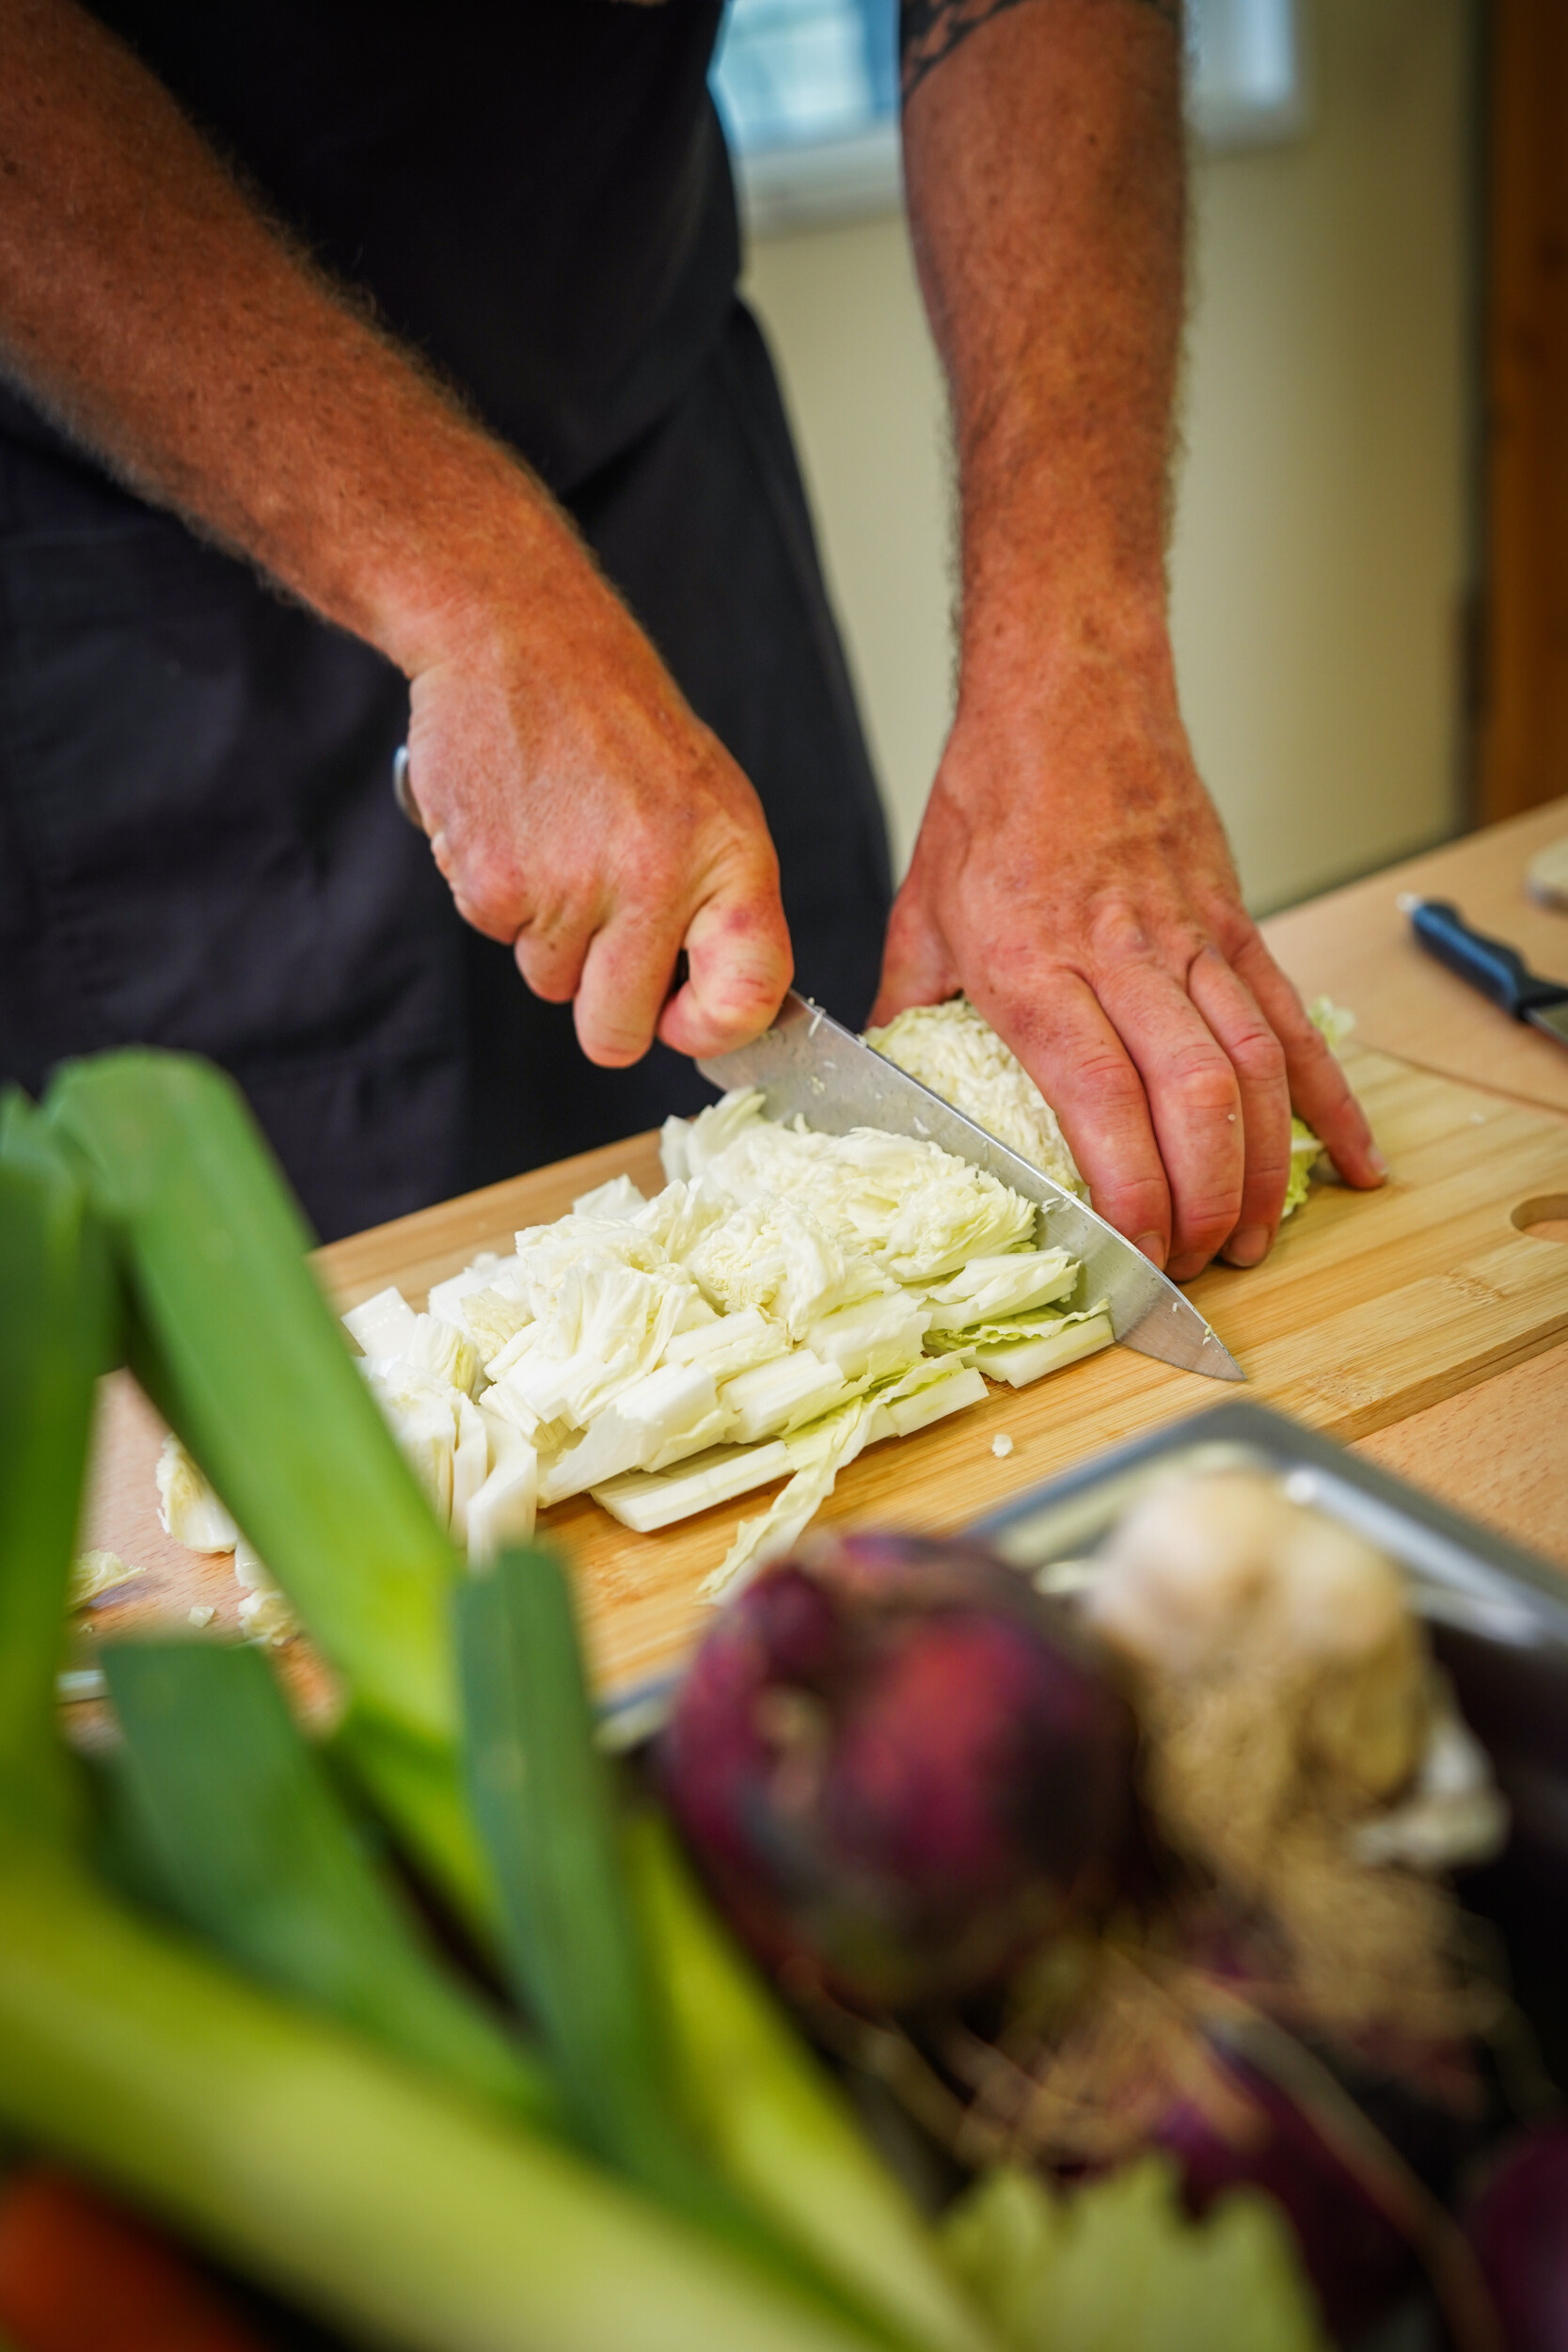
{"left": 1401, "top": 897, "right": 1568, "bottom": 1050}
{"left": 699, "top": 991, "right": 1243, "bottom": 1382}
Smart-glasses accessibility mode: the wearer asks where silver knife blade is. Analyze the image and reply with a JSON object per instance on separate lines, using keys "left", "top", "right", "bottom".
{"left": 1526, "top": 1000, "right": 1568, "bottom": 1051}
{"left": 699, "top": 993, "right": 1243, "bottom": 1382}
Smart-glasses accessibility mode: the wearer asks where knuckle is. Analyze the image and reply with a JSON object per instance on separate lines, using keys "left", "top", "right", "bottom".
{"left": 1228, "top": 1022, "right": 1288, "bottom": 1089}
{"left": 1174, "top": 1200, "right": 1240, "bottom": 1262}
{"left": 1087, "top": 897, "right": 1157, "bottom": 970}
{"left": 1069, "top": 1048, "right": 1149, "bottom": 1119}
{"left": 1159, "top": 1041, "right": 1238, "bottom": 1117}
{"left": 1098, "top": 1172, "right": 1170, "bottom": 1238}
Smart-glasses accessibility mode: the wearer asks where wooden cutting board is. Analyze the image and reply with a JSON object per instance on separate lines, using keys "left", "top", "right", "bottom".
{"left": 82, "top": 1047, "right": 1568, "bottom": 1708}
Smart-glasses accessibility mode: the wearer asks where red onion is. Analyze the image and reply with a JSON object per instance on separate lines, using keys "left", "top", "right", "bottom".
{"left": 1154, "top": 2049, "right": 1422, "bottom": 2343}
{"left": 1467, "top": 2122, "right": 1568, "bottom": 2351}
{"left": 661, "top": 1532, "right": 1135, "bottom": 2010}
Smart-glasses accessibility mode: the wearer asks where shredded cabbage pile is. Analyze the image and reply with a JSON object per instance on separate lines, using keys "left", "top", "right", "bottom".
{"left": 307, "top": 1097, "right": 1113, "bottom": 1597}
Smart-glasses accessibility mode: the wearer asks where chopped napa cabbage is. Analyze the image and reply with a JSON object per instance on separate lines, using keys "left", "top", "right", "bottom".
{"left": 514, "top": 1213, "right": 673, "bottom": 1288}
{"left": 631, "top": 1174, "right": 727, "bottom": 1263}
{"left": 681, "top": 1188, "right": 888, "bottom": 1340}
{"left": 466, "top": 1437, "right": 539, "bottom": 1562}
{"left": 424, "top": 1249, "right": 508, "bottom": 1338}
{"left": 921, "top": 1248, "right": 1078, "bottom": 1331}
{"left": 325, "top": 1103, "right": 1103, "bottom": 1586}
{"left": 661, "top": 1303, "right": 787, "bottom": 1383}
{"left": 870, "top": 1359, "right": 989, "bottom": 1439}
{"left": 864, "top": 995, "right": 1085, "bottom": 1197}
{"left": 363, "top": 1363, "right": 464, "bottom": 1529}
{"left": 538, "top": 1361, "right": 726, "bottom": 1505}
{"left": 961, "top": 1310, "right": 1115, "bottom": 1388}
{"left": 155, "top": 1435, "right": 239, "bottom": 1552}
{"left": 941, "top": 2157, "right": 1328, "bottom": 2352}
{"left": 720, "top": 1350, "right": 847, "bottom": 1445}
{"left": 593, "top": 1438, "right": 794, "bottom": 1534}
{"left": 463, "top": 1285, "right": 534, "bottom": 1367}
{"left": 484, "top": 1258, "right": 699, "bottom": 1429}
{"left": 1280, "top": 998, "right": 1359, "bottom": 1221}
{"left": 704, "top": 1396, "right": 878, "bottom": 1599}
{"left": 802, "top": 1289, "right": 931, "bottom": 1384}
{"left": 1307, "top": 993, "right": 1356, "bottom": 1053}
{"left": 571, "top": 1172, "right": 650, "bottom": 1221}
{"left": 342, "top": 1288, "right": 482, "bottom": 1398}
{"left": 341, "top": 1282, "right": 420, "bottom": 1361}
{"left": 70, "top": 1547, "right": 143, "bottom": 1606}
{"left": 665, "top": 1089, "right": 1037, "bottom": 1282}
{"left": 1282, "top": 1119, "right": 1322, "bottom": 1219}
{"left": 448, "top": 1391, "right": 490, "bottom": 1545}
{"left": 238, "top": 1585, "right": 298, "bottom": 1643}
{"left": 230, "top": 1534, "right": 300, "bottom": 1643}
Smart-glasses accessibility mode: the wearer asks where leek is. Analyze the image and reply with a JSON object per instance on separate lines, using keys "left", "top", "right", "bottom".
{"left": 103, "top": 1639, "right": 558, "bottom": 2128}
{"left": 0, "top": 1100, "right": 117, "bottom": 1839}
{"left": 0, "top": 1840, "right": 888, "bottom": 2352}
{"left": 457, "top": 1547, "right": 721, "bottom": 2190}
{"left": 42, "top": 1052, "right": 485, "bottom": 1915}
{"left": 627, "top": 1812, "right": 997, "bottom": 2352}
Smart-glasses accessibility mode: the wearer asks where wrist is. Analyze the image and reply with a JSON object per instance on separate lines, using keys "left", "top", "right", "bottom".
{"left": 957, "top": 569, "right": 1176, "bottom": 709}
{"left": 355, "top": 445, "right": 583, "bottom": 680}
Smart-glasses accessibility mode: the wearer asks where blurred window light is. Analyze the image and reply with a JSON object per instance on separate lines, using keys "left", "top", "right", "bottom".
{"left": 1187, "top": 0, "right": 1306, "bottom": 149}
{"left": 713, "top": 0, "right": 1305, "bottom": 236}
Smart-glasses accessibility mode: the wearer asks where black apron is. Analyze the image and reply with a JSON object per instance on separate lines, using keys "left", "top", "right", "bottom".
{"left": 0, "top": 3, "right": 893, "bottom": 1239}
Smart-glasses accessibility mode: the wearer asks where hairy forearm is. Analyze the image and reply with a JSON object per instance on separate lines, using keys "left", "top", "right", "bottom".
{"left": 901, "top": 0, "right": 1185, "bottom": 667}
{"left": 0, "top": 0, "right": 578, "bottom": 675}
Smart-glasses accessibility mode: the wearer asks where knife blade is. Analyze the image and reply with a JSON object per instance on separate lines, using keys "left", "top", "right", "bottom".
{"left": 1402, "top": 897, "right": 1568, "bottom": 1050}
{"left": 699, "top": 992, "right": 1243, "bottom": 1383}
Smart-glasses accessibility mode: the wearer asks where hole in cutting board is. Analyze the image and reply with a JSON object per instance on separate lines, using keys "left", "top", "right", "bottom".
{"left": 1512, "top": 1193, "right": 1568, "bottom": 1244}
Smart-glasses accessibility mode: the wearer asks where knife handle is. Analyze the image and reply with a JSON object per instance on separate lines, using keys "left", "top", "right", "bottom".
{"left": 1405, "top": 898, "right": 1564, "bottom": 1018}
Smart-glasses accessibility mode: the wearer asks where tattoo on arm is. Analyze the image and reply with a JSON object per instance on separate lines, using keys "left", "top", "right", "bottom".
{"left": 899, "top": 0, "right": 1181, "bottom": 104}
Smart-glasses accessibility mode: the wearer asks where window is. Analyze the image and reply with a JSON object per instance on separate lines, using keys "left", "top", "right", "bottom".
{"left": 711, "top": 0, "right": 1306, "bottom": 234}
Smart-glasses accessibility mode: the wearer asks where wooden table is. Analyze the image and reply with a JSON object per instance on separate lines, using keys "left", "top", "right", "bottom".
{"left": 1260, "top": 798, "right": 1568, "bottom": 1564}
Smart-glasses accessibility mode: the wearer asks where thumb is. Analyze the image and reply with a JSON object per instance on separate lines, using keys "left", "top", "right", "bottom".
{"left": 869, "top": 880, "right": 960, "bottom": 1028}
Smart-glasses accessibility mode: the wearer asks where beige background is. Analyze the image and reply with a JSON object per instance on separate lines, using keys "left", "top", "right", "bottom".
{"left": 743, "top": 0, "right": 1472, "bottom": 912}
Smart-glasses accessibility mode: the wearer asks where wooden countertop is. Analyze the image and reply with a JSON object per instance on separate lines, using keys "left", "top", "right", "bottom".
{"left": 80, "top": 810, "right": 1568, "bottom": 1682}
{"left": 1261, "top": 797, "right": 1568, "bottom": 1115}
{"left": 1259, "top": 800, "right": 1568, "bottom": 1565}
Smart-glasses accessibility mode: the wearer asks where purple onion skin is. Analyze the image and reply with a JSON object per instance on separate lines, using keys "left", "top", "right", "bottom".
{"left": 661, "top": 1533, "right": 1135, "bottom": 2011}
{"left": 1155, "top": 2053, "right": 1420, "bottom": 2344}
{"left": 1467, "top": 2123, "right": 1568, "bottom": 2352}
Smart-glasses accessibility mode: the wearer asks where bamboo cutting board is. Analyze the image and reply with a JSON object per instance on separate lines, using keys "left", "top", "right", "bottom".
{"left": 82, "top": 1047, "right": 1568, "bottom": 1708}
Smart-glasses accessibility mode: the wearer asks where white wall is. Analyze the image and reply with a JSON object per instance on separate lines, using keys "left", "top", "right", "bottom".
{"left": 742, "top": 0, "right": 1471, "bottom": 911}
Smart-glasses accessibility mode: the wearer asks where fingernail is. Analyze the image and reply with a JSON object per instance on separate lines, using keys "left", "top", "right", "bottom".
{"left": 1133, "top": 1232, "right": 1167, "bottom": 1270}
{"left": 1369, "top": 1147, "right": 1389, "bottom": 1179}
{"left": 1222, "top": 1224, "right": 1270, "bottom": 1269}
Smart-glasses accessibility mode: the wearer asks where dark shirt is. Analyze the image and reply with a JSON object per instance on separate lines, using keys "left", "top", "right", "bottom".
{"left": 0, "top": 0, "right": 738, "bottom": 491}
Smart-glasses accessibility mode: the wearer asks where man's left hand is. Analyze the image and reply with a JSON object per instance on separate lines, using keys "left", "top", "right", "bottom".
{"left": 872, "top": 638, "right": 1386, "bottom": 1280}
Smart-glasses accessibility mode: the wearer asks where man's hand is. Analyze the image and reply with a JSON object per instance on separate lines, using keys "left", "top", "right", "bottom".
{"left": 0, "top": 0, "right": 791, "bottom": 1069}
{"left": 895, "top": 0, "right": 1385, "bottom": 1274}
{"left": 401, "top": 559, "right": 790, "bottom": 1068}
{"left": 874, "top": 632, "right": 1385, "bottom": 1278}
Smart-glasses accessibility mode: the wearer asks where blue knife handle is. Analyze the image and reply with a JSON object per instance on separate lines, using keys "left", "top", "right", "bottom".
{"left": 1408, "top": 898, "right": 1567, "bottom": 1018}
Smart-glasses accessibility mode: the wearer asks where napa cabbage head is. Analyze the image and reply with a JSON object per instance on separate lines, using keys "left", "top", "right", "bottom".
{"left": 864, "top": 997, "right": 1085, "bottom": 1196}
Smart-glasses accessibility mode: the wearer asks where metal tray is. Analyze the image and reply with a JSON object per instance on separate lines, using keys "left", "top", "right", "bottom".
{"left": 972, "top": 1397, "right": 1568, "bottom": 2086}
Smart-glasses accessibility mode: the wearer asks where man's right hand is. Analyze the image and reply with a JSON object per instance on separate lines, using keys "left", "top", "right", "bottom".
{"left": 398, "top": 532, "right": 793, "bottom": 1070}
{"left": 0, "top": 0, "right": 793, "bottom": 1072}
